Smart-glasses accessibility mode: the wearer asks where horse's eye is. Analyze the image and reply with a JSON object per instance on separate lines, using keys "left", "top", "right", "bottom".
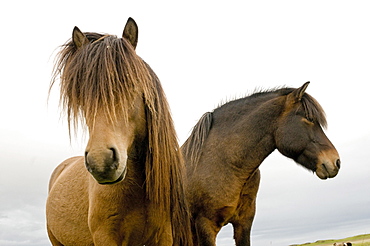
{"left": 302, "top": 117, "right": 314, "bottom": 125}
{"left": 307, "top": 117, "right": 314, "bottom": 123}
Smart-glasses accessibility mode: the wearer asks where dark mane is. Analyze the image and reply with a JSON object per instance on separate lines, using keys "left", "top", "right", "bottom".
{"left": 182, "top": 86, "right": 327, "bottom": 168}
{"left": 217, "top": 87, "right": 327, "bottom": 128}
{"left": 276, "top": 87, "right": 327, "bottom": 128}
{"left": 182, "top": 112, "right": 213, "bottom": 168}
{"left": 50, "top": 32, "right": 190, "bottom": 244}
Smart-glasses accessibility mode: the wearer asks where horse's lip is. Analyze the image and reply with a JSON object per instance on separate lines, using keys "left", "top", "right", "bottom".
{"left": 317, "top": 165, "right": 336, "bottom": 180}
{"left": 317, "top": 173, "right": 328, "bottom": 180}
{"left": 98, "top": 166, "right": 127, "bottom": 185}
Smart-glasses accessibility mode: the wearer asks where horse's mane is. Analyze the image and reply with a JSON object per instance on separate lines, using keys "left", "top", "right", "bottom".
{"left": 51, "top": 33, "right": 152, "bottom": 130}
{"left": 182, "top": 86, "right": 327, "bottom": 168}
{"left": 182, "top": 112, "right": 213, "bottom": 169}
{"left": 50, "top": 32, "right": 191, "bottom": 244}
{"left": 276, "top": 87, "right": 327, "bottom": 128}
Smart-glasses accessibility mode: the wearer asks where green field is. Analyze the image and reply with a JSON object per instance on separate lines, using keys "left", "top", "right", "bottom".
{"left": 291, "top": 234, "right": 370, "bottom": 246}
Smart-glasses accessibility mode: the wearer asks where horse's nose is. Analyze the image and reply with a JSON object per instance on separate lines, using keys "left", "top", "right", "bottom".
{"left": 85, "top": 147, "right": 119, "bottom": 176}
{"left": 316, "top": 148, "right": 340, "bottom": 180}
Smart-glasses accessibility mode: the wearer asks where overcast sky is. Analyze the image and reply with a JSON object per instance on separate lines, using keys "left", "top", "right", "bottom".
{"left": 0, "top": 1, "right": 369, "bottom": 245}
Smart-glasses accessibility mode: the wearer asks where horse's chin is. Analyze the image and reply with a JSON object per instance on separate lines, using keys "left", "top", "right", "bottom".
{"left": 96, "top": 165, "right": 127, "bottom": 185}
{"left": 315, "top": 171, "right": 328, "bottom": 180}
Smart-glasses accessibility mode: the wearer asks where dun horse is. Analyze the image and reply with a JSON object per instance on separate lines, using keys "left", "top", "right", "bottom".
{"left": 182, "top": 82, "right": 340, "bottom": 246}
{"left": 46, "top": 18, "right": 192, "bottom": 246}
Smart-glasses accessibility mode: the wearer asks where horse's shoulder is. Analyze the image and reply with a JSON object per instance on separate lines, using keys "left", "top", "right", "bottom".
{"left": 48, "top": 156, "right": 84, "bottom": 191}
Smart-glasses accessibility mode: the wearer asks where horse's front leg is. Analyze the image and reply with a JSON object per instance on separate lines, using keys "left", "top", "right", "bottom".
{"left": 231, "top": 196, "right": 256, "bottom": 246}
{"left": 232, "top": 169, "right": 260, "bottom": 246}
{"left": 232, "top": 222, "right": 252, "bottom": 246}
{"left": 194, "top": 216, "right": 221, "bottom": 246}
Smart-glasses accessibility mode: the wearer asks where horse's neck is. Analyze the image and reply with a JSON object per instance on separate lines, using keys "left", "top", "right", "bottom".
{"left": 127, "top": 135, "right": 148, "bottom": 179}
{"left": 212, "top": 97, "right": 283, "bottom": 175}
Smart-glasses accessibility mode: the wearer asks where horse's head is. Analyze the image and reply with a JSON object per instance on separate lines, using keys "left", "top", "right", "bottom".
{"left": 57, "top": 18, "right": 151, "bottom": 184}
{"left": 78, "top": 19, "right": 143, "bottom": 185}
{"left": 275, "top": 82, "right": 340, "bottom": 179}
{"left": 73, "top": 18, "right": 145, "bottom": 184}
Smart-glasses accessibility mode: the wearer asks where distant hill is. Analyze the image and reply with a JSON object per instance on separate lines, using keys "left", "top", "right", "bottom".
{"left": 290, "top": 234, "right": 370, "bottom": 246}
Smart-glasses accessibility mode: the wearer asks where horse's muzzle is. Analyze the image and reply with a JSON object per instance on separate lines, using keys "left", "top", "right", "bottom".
{"left": 316, "top": 158, "right": 341, "bottom": 179}
{"left": 85, "top": 147, "right": 127, "bottom": 184}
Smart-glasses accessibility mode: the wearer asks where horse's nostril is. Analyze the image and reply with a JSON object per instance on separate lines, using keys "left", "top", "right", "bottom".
{"left": 84, "top": 152, "right": 93, "bottom": 173}
{"left": 109, "top": 148, "right": 117, "bottom": 161}
{"left": 109, "top": 148, "right": 119, "bottom": 169}
{"left": 336, "top": 159, "right": 341, "bottom": 169}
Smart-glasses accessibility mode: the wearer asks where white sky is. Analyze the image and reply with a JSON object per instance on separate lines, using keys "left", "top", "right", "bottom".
{"left": 0, "top": 1, "right": 369, "bottom": 245}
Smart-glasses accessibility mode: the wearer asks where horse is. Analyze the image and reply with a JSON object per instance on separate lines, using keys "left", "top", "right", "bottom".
{"left": 182, "top": 82, "right": 340, "bottom": 246}
{"left": 46, "top": 18, "right": 193, "bottom": 246}
{"left": 334, "top": 243, "right": 352, "bottom": 246}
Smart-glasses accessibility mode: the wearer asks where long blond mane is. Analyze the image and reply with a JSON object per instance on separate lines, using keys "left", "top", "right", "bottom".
{"left": 50, "top": 32, "right": 191, "bottom": 244}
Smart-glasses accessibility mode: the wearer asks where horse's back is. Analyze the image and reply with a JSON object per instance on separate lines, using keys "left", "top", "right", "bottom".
{"left": 46, "top": 156, "right": 93, "bottom": 245}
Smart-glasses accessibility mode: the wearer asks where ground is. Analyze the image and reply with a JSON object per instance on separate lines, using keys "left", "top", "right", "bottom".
{"left": 291, "top": 234, "right": 370, "bottom": 246}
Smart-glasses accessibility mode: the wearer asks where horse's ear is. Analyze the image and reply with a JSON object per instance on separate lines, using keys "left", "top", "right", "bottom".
{"left": 292, "top": 81, "right": 310, "bottom": 101}
{"left": 72, "top": 26, "right": 89, "bottom": 49}
{"left": 122, "top": 17, "right": 138, "bottom": 49}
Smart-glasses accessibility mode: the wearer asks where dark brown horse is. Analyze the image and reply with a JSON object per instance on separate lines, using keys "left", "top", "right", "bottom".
{"left": 46, "top": 18, "right": 192, "bottom": 246}
{"left": 182, "top": 82, "right": 340, "bottom": 246}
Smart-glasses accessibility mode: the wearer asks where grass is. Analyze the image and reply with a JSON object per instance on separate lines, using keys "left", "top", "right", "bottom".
{"left": 291, "top": 234, "right": 370, "bottom": 246}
